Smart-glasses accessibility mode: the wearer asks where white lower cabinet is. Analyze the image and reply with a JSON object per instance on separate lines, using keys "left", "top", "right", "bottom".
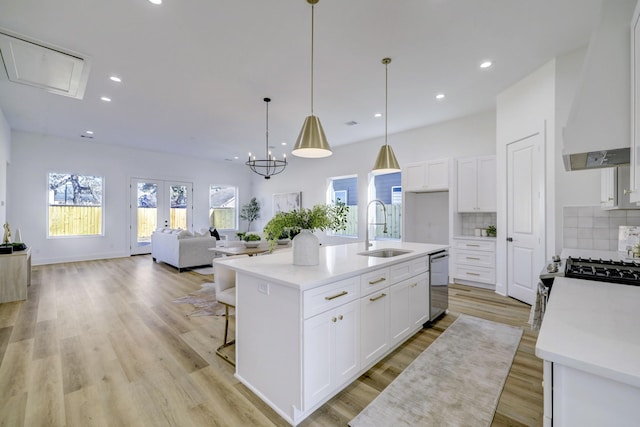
{"left": 389, "top": 273, "right": 429, "bottom": 348}
{"left": 360, "top": 288, "right": 390, "bottom": 367}
{"left": 452, "top": 238, "right": 496, "bottom": 286}
{"left": 303, "top": 299, "right": 360, "bottom": 410}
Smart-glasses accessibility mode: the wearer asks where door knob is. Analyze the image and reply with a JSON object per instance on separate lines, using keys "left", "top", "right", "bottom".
{"left": 506, "top": 237, "right": 513, "bottom": 242}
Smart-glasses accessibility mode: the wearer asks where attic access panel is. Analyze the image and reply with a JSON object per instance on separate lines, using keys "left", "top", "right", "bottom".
{"left": 0, "top": 29, "right": 91, "bottom": 99}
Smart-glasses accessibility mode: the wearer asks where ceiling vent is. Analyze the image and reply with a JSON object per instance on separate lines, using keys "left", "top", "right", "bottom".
{"left": 0, "top": 28, "right": 91, "bottom": 99}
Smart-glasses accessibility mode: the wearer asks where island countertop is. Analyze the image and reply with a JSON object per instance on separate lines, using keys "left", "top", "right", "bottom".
{"left": 215, "top": 241, "right": 448, "bottom": 291}
{"left": 535, "top": 277, "right": 640, "bottom": 388}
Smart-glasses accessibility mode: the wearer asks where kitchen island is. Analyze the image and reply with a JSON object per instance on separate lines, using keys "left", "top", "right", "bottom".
{"left": 216, "top": 241, "right": 448, "bottom": 425}
{"left": 535, "top": 277, "right": 640, "bottom": 427}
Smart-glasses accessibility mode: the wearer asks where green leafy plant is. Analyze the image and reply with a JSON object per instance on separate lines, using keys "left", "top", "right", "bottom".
{"left": 263, "top": 202, "right": 349, "bottom": 249}
{"left": 240, "top": 197, "right": 261, "bottom": 232}
{"left": 486, "top": 225, "right": 496, "bottom": 237}
{"left": 243, "top": 233, "right": 261, "bottom": 242}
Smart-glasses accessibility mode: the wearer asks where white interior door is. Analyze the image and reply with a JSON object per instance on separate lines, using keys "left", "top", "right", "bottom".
{"left": 506, "top": 133, "right": 544, "bottom": 305}
{"left": 130, "top": 178, "right": 193, "bottom": 255}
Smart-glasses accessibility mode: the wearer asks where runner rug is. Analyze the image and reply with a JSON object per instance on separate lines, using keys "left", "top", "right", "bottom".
{"left": 349, "top": 314, "right": 523, "bottom": 427}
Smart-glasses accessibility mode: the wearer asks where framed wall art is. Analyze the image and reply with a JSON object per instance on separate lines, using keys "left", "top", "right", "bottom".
{"left": 273, "top": 192, "right": 301, "bottom": 213}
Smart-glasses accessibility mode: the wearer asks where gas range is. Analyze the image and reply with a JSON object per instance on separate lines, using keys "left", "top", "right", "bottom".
{"left": 540, "top": 255, "right": 640, "bottom": 287}
{"left": 564, "top": 257, "right": 640, "bottom": 286}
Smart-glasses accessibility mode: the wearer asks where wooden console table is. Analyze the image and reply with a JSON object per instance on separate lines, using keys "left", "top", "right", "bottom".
{"left": 0, "top": 247, "right": 31, "bottom": 303}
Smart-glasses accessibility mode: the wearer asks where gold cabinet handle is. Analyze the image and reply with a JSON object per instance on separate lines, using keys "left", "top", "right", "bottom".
{"left": 624, "top": 189, "right": 633, "bottom": 195}
{"left": 465, "top": 244, "right": 480, "bottom": 247}
{"left": 466, "top": 272, "right": 481, "bottom": 276}
{"left": 369, "top": 293, "right": 387, "bottom": 302}
{"left": 410, "top": 283, "right": 417, "bottom": 288}
{"left": 466, "top": 257, "right": 480, "bottom": 260}
{"left": 331, "top": 317, "right": 337, "bottom": 322}
{"left": 368, "top": 277, "right": 386, "bottom": 285}
{"left": 338, "top": 315, "right": 343, "bottom": 320}
{"left": 325, "top": 291, "right": 348, "bottom": 301}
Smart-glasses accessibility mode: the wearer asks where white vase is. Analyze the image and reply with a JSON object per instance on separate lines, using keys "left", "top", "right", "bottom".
{"left": 293, "top": 229, "right": 319, "bottom": 266}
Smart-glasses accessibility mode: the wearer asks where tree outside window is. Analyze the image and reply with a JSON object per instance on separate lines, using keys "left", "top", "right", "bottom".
{"left": 48, "top": 173, "right": 104, "bottom": 236}
{"left": 327, "top": 175, "right": 358, "bottom": 237}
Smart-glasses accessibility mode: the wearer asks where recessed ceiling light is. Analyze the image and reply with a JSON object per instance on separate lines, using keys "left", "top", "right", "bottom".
{"left": 234, "top": 156, "right": 239, "bottom": 160}
{"left": 148, "top": 0, "right": 162, "bottom": 4}
{"left": 100, "top": 96, "right": 111, "bottom": 102}
{"left": 281, "top": 142, "right": 287, "bottom": 146}
{"left": 110, "top": 76, "right": 122, "bottom": 83}
{"left": 86, "top": 130, "right": 94, "bottom": 135}
{"left": 436, "top": 93, "right": 445, "bottom": 100}
{"left": 374, "top": 113, "right": 382, "bottom": 118}
{"left": 480, "top": 60, "right": 492, "bottom": 69}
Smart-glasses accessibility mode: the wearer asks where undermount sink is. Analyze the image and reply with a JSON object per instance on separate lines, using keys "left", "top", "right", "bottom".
{"left": 358, "top": 248, "right": 413, "bottom": 258}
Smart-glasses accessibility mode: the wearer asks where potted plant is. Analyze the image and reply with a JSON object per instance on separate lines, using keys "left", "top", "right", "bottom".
{"left": 263, "top": 202, "right": 349, "bottom": 265}
{"left": 486, "top": 225, "right": 497, "bottom": 237}
{"left": 243, "top": 232, "right": 262, "bottom": 248}
{"left": 240, "top": 197, "right": 261, "bottom": 232}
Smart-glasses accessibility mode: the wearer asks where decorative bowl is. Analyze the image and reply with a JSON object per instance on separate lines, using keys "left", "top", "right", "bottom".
{"left": 244, "top": 241, "right": 260, "bottom": 248}
{"left": 277, "top": 238, "right": 291, "bottom": 245}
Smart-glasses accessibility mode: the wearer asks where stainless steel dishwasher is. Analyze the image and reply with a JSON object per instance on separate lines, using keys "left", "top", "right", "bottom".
{"left": 428, "top": 250, "right": 449, "bottom": 323}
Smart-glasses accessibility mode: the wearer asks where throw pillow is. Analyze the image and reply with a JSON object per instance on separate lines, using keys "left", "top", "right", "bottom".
{"left": 177, "top": 230, "right": 193, "bottom": 238}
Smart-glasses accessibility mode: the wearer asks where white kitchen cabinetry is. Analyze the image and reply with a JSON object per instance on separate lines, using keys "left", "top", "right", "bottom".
{"left": 303, "top": 299, "right": 360, "bottom": 409}
{"left": 360, "top": 288, "right": 390, "bottom": 366}
{"left": 630, "top": 2, "right": 640, "bottom": 203}
{"left": 403, "top": 159, "right": 450, "bottom": 192}
{"left": 389, "top": 273, "right": 429, "bottom": 347}
{"left": 457, "top": 156, "right": 496, "bottom": 212}
{"left": 451, "top": 238, "right": 496, "bottom": 287}
{"left": 600, "top": 166, "right": 639, "bottom": 209}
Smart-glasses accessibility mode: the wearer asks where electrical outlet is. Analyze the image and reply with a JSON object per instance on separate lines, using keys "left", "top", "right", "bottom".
{"left": 258, "top": 283, "right": 270, "bottom": 295}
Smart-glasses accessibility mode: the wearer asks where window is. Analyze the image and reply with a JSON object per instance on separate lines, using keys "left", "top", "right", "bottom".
{"left": 369, "top": 172, "right": 401, "bottom": 240}
{"left": 327, "top": 175, "right": 357, "bottom": 237}
{"left": 210, "top": 185, "right": 237, "bottom": 230}
{"left": 48, "top": 173, "right": 104, "bottom": 237}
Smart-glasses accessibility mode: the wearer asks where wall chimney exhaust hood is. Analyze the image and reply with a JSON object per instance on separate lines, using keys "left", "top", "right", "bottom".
{"left": 562, "top": 0, "right": 636, "bottom": 171}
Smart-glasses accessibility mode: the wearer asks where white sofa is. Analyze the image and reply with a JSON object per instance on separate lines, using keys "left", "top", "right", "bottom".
{"left": 151, "top": 229, "right": 217, "bottom": 272}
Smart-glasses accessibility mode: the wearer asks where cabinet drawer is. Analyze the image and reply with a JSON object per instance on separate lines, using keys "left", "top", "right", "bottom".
{"left": 304, "top": 277, "right": 360, "bottom": 319}
{"left": 453, "top": 265, "right": 495, "bottom": 284}
{"left": 409, "top": 256, "right": 430, "bottom": 275}
{"left": 453, "top": 239, "right": 495, "bottom": 252}
{"left": 360, "top": 268, "right": 390, "bottom": 296}
{"left": 455, "top": 250, "right": 495, "bottom": 268}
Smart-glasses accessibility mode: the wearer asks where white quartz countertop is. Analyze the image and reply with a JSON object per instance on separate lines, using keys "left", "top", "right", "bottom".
{"left": 535, "top": 277, "right": 640, "bottom": 388}
{"left": 216, "top": 241, "right": 448, "bottom": 291}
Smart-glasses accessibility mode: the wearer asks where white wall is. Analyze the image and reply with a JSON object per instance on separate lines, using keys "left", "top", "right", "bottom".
{"left": 0, "top": 108, "right": 9, "bottom": 227}
{"left": 7, "top": 131, "right": 252, "bottom": 265}
{"left": 496, "top": 59, "right": 556, "bottom": 296}
{"left": 250, "top": 110, "right": 496, "bottom": 246}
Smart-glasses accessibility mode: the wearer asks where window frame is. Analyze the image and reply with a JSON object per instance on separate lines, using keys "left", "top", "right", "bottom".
{"left": 326, "top": 174, "right": 358, "bottom": 238}
{"left": 209, "top": 184, "right": 238, "bottom": 231}
{"left": 47, "top": 172, "right": 105, "bottom": 238}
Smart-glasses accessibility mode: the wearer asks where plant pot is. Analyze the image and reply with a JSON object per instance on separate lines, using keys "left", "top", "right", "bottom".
{"left": 277, "top": 238, "right": 291, "bottom": 245}
{"left": 244, "top": 241, "right": 260, "bottom": 248}
{"left": 293, "top": 229, "right": 319, "bottom": 266}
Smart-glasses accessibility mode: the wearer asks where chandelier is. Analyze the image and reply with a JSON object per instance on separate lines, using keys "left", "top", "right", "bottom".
{"left": 246, "top": 97, "right": 287, "bottom": 179}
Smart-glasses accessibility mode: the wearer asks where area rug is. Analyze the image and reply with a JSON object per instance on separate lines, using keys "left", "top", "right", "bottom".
{"left": 173, "top": 282, "right": 231, "bottom": 317}
{"left": 349, "top": 314, "right": 523, "bottom": 427}
{"left": 191, "top": 266, "right": 214, "bottom": 275}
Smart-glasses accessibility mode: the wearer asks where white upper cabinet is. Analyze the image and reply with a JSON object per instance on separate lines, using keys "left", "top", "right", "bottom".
{"left": 402, "top": 159, "right": 449, "bottom": 192}
{"left": 456, "top": 155, "right": 496, "bottom": 212}
{"left": 630, "top": 2, "right": 640, "bottom": 203}
{"left": 601, "top": 166, "right": 639, "bottom": 210}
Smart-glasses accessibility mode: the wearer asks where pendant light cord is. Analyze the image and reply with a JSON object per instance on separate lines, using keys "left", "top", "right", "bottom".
{"left": 385, "top": 60, "right": 388, "bottom": 146}
{"left": 265, "top": 98, "right": 270, "bottom": 157}
{"left": 310, "top": 3, "right": 315, "bottom": 116}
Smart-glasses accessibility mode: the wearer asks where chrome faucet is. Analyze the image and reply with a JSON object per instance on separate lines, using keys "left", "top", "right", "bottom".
{"left": 365, "top": 199, "right": 388, "bottom": 250}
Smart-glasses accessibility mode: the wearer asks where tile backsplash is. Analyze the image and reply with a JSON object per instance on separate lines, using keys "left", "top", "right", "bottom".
{"left": 563, "top": 206, "right": 640, "bottom": 251}
{"left": 460, "top": 212, "right": 497, "bottom": 236}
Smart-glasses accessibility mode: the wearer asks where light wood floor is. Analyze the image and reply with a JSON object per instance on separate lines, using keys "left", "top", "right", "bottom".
{"left": 0, "top": 255, "right": 543, "bottom": 426}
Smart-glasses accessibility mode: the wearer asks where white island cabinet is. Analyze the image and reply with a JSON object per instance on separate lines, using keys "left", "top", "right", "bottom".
{"left": 218, "top": 241, "right": 447, "bottom": 426}
{"left": 536, "top": 278, "right": 640, "bottom": 427}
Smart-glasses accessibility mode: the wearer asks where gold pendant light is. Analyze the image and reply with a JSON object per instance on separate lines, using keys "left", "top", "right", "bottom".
{"left": 373, "top": 57, "right": 400, "bottom": 173}
{"left": 292, "top": 0, "right": 332, "bottom": 158}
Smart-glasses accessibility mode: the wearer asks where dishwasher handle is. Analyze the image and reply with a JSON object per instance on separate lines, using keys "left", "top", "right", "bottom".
{"left": 430, "top": 252, "right": 449, "bottom": 261}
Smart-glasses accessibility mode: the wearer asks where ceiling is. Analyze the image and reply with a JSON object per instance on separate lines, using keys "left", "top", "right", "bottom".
{"left": 0, "top": 0, "right": 603, "bottom": 163}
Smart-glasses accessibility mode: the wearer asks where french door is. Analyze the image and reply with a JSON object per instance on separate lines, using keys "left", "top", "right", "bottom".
{"left": 130, "top": 178, "right": 193, "bottom": 255}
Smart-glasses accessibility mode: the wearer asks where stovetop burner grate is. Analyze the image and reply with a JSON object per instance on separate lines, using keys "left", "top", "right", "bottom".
{"left": 564, "top": 257, "right": 640, "bottom": 286}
